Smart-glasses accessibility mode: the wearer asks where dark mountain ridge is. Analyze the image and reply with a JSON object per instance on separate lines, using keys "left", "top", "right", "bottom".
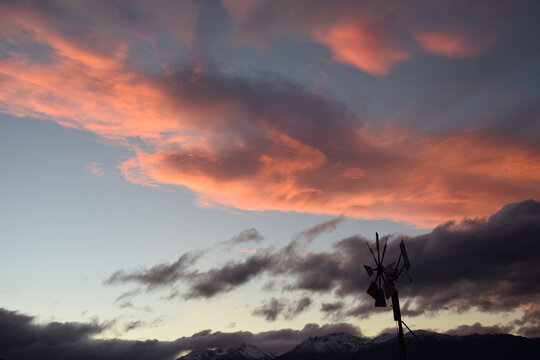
{"left": 179, "top": 343, "right": 272, "bottom": 360}
{"left": 178, "top": 331, "right": 540, "bottom": 360}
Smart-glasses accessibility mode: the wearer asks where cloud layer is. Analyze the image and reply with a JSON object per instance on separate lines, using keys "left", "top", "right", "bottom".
{"left": 0, "top": 308, "right": 361, "bottom": 359}
{"left": 221, "top": 228, "right": 264, "bottom": 248}
{"left": 252, "top": 297, "right": 313, "bottom": 321}
{"left": 1, "top": 1, "right": 539, "bottom": 226}
{"left": 106, "top": 200, "right": 540, "bottom": 337}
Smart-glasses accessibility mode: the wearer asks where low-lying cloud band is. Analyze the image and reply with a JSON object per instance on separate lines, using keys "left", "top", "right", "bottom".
{"left": 106, "top": 200, "right": 540, "bottom": 337}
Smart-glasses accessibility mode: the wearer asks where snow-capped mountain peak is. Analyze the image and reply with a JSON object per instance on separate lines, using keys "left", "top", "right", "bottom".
{"left": 178, "top": 348, "right": 225, "bottom": 360}
{"left": 179, "top": 331, "right": 540, "bottom": 360}
{"left": 288, "top": 332, "right": 369, "bottom": 356}
{"left": 226, "top": 343, "right": 272, "bottom": 360}
{"left": 178, "top": 343, "right": 271, "bottom": 360}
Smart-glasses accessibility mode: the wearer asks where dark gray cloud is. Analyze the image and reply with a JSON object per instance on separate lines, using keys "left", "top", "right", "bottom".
{"left": 278, "top": 199, "right": 540, "bottom": 320}
{"left": 0, "top": 308, "right": 108, "bottom": 357}
{"left": 221, "top": 228, "right": 264, "bottom": 248}
{"left": 124, "top": 320, "right": 143, "bottom": 332}
{"left": 0, "top": 307, "right": 361, "bottom": 359}
{"left": 293, "top": 216, "right": 345, "bottom": 243}
{"left": 343, "top": 302, "right": 386, "bottom": 319}
{"left": 106, "top": 200, "right": 540, "bottom": 329}
{"left": 106, "top": 217, "right": 346, "bottom": 299}
{"left": 397, "top": 199, "right": 540, "bottom": 315}
{"left": 118, "top": 301, "right": 134, "bottom": 309}
{"left": 252, "top": 298, "right": 285, "bottom": 321}
{"left": 123, "top": 317, "right": 163, "bottom": 333}
{"left": 116, "top": 288, "right": 142, "bottom": 302}
{"left": 320, "top": 302, "right": 344, "bottom": 315}
{"left": 290, "top": 297, "right": 313, "bottom": 318}
{"left": 107, "top": 250, "right": 275, "bottom": 300}
{"left": 285, "top": 251, "right": 344, "bottom": 292}
{"left": 444, "top": 322, "right": 513, "bottom": 336}
{"left": 513, "top": 307, "right": 540, "bottom": 338}
{"left": 187, "top": 253, "right": 274, "bottom": 299}
{"left": 252, "top": 297, "right": 313, "bottom": 321}
{"left": 106, "top": 252, "right": 203, "bottom": 290}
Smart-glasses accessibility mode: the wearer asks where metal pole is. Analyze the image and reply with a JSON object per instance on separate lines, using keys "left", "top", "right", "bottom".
{"left": 397, "top": 319, "right": 406, "bottom": 360}
{"left": 392, "top": 290, "right": 406, "bottom": 360}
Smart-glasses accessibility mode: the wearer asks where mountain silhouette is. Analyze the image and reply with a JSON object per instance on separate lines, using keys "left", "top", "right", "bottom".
{"left": 178, "top": 331, "right": 540, "bottom": 360}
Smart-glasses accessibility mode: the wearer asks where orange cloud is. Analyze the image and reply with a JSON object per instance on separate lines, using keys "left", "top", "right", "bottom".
{"left": 415, "top": 30, "right": 493, "bottom": 58}
{"left": 119, "top": 128, "right": 540, "bottom": 227}
{"left": 1, "top": 5, "right": 538, "bottom": 227}
{"left": 0, "top": 37, "right": 186, "bottom": 143}
{"left": 86, "top": 162, "right": 105, "bottom": 177}
{"left": 239, "top": 249, "right": 258, "bottom": 253}
{"left": 312, "top": 24, "right": 409, "bottom": 76}
{"left": 221, "top": 0, "right": 258, "bottom": 23}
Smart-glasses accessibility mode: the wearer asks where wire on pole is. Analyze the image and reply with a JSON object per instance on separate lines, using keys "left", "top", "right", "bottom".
{"left": 401, "top": 320, "right": 438, "bottom": 360}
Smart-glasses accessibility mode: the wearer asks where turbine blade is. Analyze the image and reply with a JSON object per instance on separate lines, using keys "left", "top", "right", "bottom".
{"left": 376, "top": 232, "right": 380, "bottom": 263}
{"left": 367, "top": 282, "right": 378, "bottom": 300}
{"left": 367, "top": 242, "right": 377, "bottom": 264}
{"left": 395, "top": 252, "right": 402, "bottom": 270}
{"left": 364, "top": 265, "right": 374, "bottom": 277}
{"left": 380, "top": 237, "right": 388, "bottom": 265}
{"left": 383, "top": 280, "right": 396, "bottom": 299}
{"left": 400, "top": 240, "right": 411, "bottom": 270}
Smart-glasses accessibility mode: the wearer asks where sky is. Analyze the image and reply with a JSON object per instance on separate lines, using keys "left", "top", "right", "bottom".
{"left": 1, "top": 0, "right": 540, "bottom": 358}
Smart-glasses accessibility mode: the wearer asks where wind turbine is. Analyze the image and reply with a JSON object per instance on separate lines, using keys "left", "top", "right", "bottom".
{"left": 364, "top": 233, "right": 411, "bottom": 360}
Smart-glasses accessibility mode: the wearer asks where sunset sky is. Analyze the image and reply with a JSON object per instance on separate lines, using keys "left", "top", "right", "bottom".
{"left": 1, "top": 1, "right": 540, "bottom": 358}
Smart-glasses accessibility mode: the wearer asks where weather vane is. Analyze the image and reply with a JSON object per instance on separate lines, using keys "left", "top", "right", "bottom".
{"left": 364, "top": 232, "right": 411, "bottom": 360}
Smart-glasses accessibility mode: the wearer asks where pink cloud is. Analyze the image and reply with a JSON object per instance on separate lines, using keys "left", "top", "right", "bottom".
{"left": 312, "top": 24, "right": 409, "bottom": 76}
{"left": 239, "top": 249, "right": 258, "bottom": 254}
{"left": 221, "top": 0, "right": 258, "bottom": 23}
{"left": 415, "top": 30, "right": 493, "bottom": 58}
{"left": 119, "top": 128, "right": 540, "bottom": 227}
{"left": 86, "top": 162, "right": 105, "bottom": 177}
{"left": 1, "top": 3, "right": 538, "bottom": 227}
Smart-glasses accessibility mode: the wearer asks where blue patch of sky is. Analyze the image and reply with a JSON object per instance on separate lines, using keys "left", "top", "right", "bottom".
{"left": 0, "top": 33, "right": 56, "bottom": 64}
{"left": 124, "top": 35, "right": 193, "bottom": 76}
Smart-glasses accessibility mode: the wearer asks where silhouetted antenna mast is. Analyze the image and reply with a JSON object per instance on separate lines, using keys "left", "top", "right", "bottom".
{"left": 364, "top": 233, "right": 411, "bottom": 360}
